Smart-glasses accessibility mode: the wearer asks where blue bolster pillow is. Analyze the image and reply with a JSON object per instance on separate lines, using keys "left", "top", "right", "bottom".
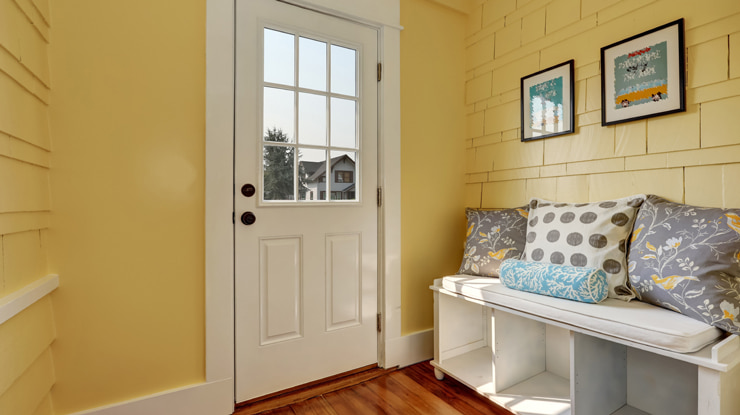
{"left": 499, "top": 259, "right": 608, "bottom": 303}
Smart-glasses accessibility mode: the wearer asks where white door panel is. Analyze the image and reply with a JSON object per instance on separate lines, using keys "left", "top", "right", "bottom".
{"left": 235, "top": 0, "right": 378, "bottom": 402}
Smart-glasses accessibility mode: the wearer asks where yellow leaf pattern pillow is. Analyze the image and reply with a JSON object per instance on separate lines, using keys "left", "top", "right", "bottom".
{"left": 458, "top": 207, "right": 529, "bottom": 277}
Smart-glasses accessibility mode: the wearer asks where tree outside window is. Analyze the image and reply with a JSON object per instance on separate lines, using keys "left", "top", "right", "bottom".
{"left": 263, "top": 128, "right": 309, "bottom": 200}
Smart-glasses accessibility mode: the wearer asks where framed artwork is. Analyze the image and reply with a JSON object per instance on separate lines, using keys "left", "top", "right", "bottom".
{"left": 601, "top": 18, "right": 685, "bottom": 126}
{"left": 520, "top": 60, "right": 574, "bottom": 142}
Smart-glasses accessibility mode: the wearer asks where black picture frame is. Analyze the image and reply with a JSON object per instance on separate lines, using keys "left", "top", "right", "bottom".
{"left": 520, "top": 60, "right": 575, "bottom": 142}
{"left": 600, "top": 18, "right": 685, "bottom": 126}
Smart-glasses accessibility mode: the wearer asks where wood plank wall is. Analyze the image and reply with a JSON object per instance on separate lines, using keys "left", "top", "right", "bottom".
{"left": 464, "top": 0, "right": 740, "bottom": 209}
{"left": 0, "top": 0, "right": 56, "bottom": 414}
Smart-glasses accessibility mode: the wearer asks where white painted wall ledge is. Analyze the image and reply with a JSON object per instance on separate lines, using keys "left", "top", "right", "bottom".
{"left": 0, "top": 274, "right": 59, "bottom": 325}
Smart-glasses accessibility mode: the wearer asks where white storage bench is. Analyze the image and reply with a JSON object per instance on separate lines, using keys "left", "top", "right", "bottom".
{"left": 431, "top": 276, "right": 740, "bottom": 415}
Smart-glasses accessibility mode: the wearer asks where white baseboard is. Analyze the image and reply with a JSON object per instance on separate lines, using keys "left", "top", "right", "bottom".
{"left": 68, "top": 378, "right": 233, "bottom": 415}
{"left": 385, "top": 328, "right": 434, "bottom": 368}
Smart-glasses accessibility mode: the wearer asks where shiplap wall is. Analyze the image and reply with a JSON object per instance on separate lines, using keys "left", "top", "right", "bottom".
{"left": 0, "top": 0, "right": 56, "bottom": 414}
{"left": 464, "top": 0, "right": 740, "bottom": 209}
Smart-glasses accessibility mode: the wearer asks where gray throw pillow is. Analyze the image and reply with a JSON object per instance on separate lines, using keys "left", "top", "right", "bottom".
{"left": 628, "top": 195, "right": 740, "bottom": 334}
{"left": 524, "top": 195, "right": 646, "bottom": 300}
{"left": 458, "top": 207, "right": 529, "bottom": 277}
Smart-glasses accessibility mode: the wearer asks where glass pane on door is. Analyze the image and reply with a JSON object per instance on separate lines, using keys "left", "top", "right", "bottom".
{"left": 330, "top": 151, "right": 357, "bottom": 201}
{"left": 331, "top": 45, "right": 356, "bottom": 96}
{"left": 298, "top": 93, "right": 327, "bottom": 146}
{"left": 263, "top": 144, "right": 295, "bottom": 201}
{"left": 263, "top": 87, "right": 295, "bottom": 142}
{"left": 330, "top": 97, "right": 356, "bottom": 149}
{"left": 298, "top": 148, "right": 327, "bottom": 201}
{"left": 299, "top": 37, "right": 327, "bottom": 91}
{"left": 264, "top": 29, "right": 294, "bottom": 86}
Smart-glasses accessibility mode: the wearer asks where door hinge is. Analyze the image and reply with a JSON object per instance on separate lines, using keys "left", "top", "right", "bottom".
{"left": 377, "top": 187, "right": 382, "bottom": 207}
{"left": 232, "top": 211, "right": 235, "bottom": 224}
{"left": 377, "top": 313, "right": 382, "bottom": 333}
{"left": 377, "top": 62, "right": 382, "bottom": 82}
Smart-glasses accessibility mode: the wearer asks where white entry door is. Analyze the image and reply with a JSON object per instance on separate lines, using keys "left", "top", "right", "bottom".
{"left": 234, "top": 0, "right": 379, "bottom": 402}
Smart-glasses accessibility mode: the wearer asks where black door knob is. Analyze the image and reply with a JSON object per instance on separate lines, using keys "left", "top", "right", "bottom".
{"left": 241, "top": 212, "right": 256, "bottom": 225}
{"left": 241, "top": 184, "right": 256, "bottom": 197}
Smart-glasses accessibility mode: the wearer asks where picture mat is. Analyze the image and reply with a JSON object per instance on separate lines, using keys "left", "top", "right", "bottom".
{"left": 602, "top": 23, "right": 682, "bottom": 124}
{"left": 521, "top": 61, "right": 573, "bottom": 140}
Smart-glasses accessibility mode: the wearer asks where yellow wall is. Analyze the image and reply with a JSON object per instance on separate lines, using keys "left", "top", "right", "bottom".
{"left": 47, "top": 0, "right": 206, "bottom": 413}
{"left": 465, "top": 0, "right": 740, "bottom": 209}
{"left": 0, "top": 0, "right": 56, "bottom": 413}
{"left": 400, "top": 0, "right": 467, "bottom": 334}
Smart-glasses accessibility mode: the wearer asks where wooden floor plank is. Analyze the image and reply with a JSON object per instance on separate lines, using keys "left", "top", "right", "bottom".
{"left": 323, "top": 386, "right": 388, "bottom": 415}
{"left": 348, "top": 381, "right": 410, "bottom": 415}
{"left": 257, "top": 406, "right": 296, "bottom": 415}
{"left": 387, "top": 371, "right": 469, "bottom": 415}
{"left": 401, "top": 363, "right": 513, "bottom": 415}
{"left": 289, "top": 397, "right": 337, "bottom": 415}
{"left": 360, "top": 376, "right": 425, "bottom": 415}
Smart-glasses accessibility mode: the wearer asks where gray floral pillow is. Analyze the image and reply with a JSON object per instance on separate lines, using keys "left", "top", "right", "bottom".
{"left": 628, "top": 195, "right": 740, "bottom": 334}
{"left": 458, "top": 207, "right": 529, "bottom": 277}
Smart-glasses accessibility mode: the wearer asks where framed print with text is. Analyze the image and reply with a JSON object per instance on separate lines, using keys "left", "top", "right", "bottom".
{"left": 521, "top": 60, "right": 574, "bottom": 141}
{"left": 601, "top": 19, "right": 685, "bottom": 126}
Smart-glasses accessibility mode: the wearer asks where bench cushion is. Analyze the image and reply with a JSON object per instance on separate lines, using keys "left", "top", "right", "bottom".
{"left": 442, "top": 275, "right": 724, "bottom": 353}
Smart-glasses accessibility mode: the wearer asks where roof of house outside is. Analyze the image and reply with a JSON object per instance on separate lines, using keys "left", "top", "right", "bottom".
{"left": 332, "top": 183, "right": 355, "bottom": 192}
{"left": 301, "top": 154, "right": 355, "bottom": 182}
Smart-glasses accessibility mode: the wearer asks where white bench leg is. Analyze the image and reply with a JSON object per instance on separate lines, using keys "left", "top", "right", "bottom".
{"left": 434, "top": 368, "right": 445, "bottom": 381}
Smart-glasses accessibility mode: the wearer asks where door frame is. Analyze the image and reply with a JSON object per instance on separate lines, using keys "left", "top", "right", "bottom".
{"left": 205, "top": 0, "right": 403, "bottom": 407}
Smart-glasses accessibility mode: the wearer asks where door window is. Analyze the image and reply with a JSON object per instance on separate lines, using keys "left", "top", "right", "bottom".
{"left": 261, "top": 28, "right": 360, "bottom": 203}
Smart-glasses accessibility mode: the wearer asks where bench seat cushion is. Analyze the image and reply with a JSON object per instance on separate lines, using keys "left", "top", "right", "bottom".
{"left": 442, "top": 275, "right": 723, "bottom": 353}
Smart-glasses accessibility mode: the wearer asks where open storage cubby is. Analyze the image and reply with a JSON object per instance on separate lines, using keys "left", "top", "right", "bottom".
{"left": 431, "top": 280, "right": 740, "bottom": 415}
{"left": 432, "top": 289, "right": 571, "bottom": 414}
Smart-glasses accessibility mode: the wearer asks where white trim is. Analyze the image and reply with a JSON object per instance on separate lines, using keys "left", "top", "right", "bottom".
{"left": 206, "top": 0, "right": 402, "bottom": 410}
{"left": 279, "top": 0, "right": 402, "bottom": 29}
{"left": 205, "top": 0, "right": 235, "bottom": 387}
{"left": 67, "top": 379, "right": 233, "bottom": 415}
{"left": 377, "top": 24, "right": 403, "bottom": 368}
{"left": 0, "top": 274, "right": 58, "bottom": 325}
{"left": 386, "top": 329, "right": 435, "bottom": 368}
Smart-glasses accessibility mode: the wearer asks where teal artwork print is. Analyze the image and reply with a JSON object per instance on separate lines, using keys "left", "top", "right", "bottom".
{"left": 613, "top": 41, "right": 668, "bottom": 109}
{"left": 529, "top": 76, "right": 563, "bottom": 134}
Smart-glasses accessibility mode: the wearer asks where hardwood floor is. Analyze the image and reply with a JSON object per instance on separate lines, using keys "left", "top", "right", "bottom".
{"left": 234, "top": 361, "right": 514, "bottom": 415}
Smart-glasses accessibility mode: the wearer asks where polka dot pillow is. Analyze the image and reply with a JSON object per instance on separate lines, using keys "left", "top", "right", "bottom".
{"left": 524, "top": 195, "right": 646, "bottom": 300}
